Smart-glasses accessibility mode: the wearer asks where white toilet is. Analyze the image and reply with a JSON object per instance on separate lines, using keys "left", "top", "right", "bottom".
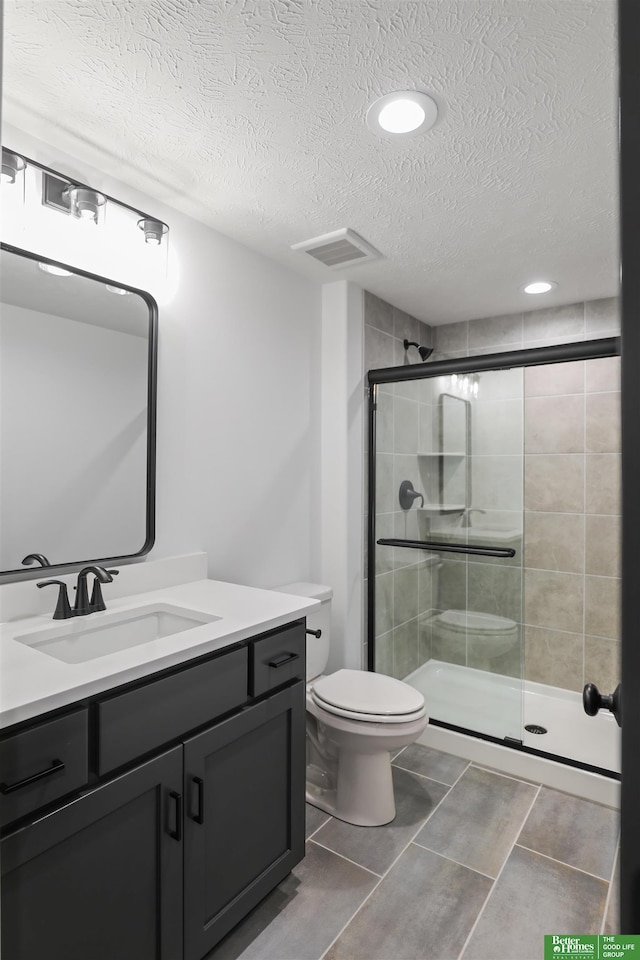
{"left": 275, "top": 583, "right": 428, "bottom": 827}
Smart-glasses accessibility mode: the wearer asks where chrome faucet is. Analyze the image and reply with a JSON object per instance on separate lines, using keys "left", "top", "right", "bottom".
{"left": 459, "top": 508, "right": 486, "bottom": 529}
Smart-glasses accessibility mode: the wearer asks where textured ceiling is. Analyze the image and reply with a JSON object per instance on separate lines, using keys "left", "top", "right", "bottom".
{"left": 2, "top": 0, "right": 619, "bottom": 324}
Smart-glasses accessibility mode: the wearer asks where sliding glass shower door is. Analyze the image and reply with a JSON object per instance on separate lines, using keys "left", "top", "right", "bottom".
{"left": 369, "top": 339, "right": 622, "bottom": 771}
{"left": 370, "top": 367, "right": 525, "bottom": 743}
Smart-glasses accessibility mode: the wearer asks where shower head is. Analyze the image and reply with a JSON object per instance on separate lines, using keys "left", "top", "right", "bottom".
{"left": 403, "top": 339, "right": 434, "bottom": 362}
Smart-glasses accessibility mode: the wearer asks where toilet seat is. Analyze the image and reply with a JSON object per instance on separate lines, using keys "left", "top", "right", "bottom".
{"left": 311, "top": 669, "right": 426, "bottom": 724}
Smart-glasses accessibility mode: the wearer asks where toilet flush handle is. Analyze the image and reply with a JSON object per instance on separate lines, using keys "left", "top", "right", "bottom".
{"left": 306, "top": 628, "right": 322, "bottom": 638}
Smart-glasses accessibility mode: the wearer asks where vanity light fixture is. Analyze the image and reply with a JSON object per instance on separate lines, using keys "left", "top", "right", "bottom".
{"left": 366, "top": 91, "right": 438, "bottom": 138}
{"left": 37, "top": 262, "right": 73, "bottom": 277}
{"left": 63, "top": 185, "right": 106, "bottom": 224}
{"left": 523, "top": 280, "right": 558, "bottom": 295}
{"left": 1, "top": 149, "right": 26, "bottom": 184}
{"left": 137, "top": 217, "right": 169, "bottom": 246}
{"left": 4, "top": 145, "right": 171, "bottom": 264}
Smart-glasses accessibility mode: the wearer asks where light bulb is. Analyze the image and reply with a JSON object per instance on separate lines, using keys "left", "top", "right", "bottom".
{"left": 366, "top": 91, "right": 438, "bottom": 138}
{"left": 378, "top": 100, "right": 426, "bottom": 134}
{"left": 523, "top": 280, "right": 557, "bottom": 295}
{"left": 38, "top": 262, "right": 73, "bottom": 277}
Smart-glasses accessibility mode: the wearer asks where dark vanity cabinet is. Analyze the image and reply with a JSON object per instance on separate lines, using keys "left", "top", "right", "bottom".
{"left": 1, "top": 746, "right": 184, "bottom": 960}
{"left": 184, "top": 684, "right": 304, "bottom": 959}
{"left": 0, "top": 619, "right": 306, "bottom": 960}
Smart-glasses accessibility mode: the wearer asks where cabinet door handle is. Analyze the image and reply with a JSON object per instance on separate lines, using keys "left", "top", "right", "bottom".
{"left": 168, "top": 791, "right": 182, "bottom": 841}
{"left": 192, "top": 776, "right": 204, "bottom": 824}
{"left": 0, "top": 759, "right": 65, "bottom": 795}
{"left": 267, "top": 652, "right": 299, "bottom": 669}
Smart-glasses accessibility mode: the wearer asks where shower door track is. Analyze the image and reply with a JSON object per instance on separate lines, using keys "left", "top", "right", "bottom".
{"left": 366, "top": 336, "right": 621, "bottom": 772}
{"left": 429, "top": 718, "right": 621, "bottom": 781}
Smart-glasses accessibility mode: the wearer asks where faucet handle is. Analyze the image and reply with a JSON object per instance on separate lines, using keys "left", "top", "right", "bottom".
{"left": 37, "top": 580, "right": 73, "bottom": 620}
{"left": 89, "top": 569, "right": 119, "bottom": 613}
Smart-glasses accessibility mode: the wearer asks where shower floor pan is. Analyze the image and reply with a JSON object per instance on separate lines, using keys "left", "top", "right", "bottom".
{"left": 404, "top": 659, "right": 620, "bottom": 775}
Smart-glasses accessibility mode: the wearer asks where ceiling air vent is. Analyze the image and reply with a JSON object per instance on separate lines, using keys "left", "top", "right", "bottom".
{"left": 291, "top": 228, "right": 381, "bottom": 269}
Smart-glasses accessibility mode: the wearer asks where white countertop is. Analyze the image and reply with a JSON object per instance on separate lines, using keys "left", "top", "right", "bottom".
{"left": 0, "top": 579, "right": 318, "bottom": 729}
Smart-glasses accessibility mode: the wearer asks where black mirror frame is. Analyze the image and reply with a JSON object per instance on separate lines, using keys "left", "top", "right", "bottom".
{"left": 0, "top": 242, "right": 158, "bottom": 582}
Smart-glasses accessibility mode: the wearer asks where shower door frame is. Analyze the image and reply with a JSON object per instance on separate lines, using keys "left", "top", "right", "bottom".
{"left": 366, "top": 336, "right": 621, "bottom": 768}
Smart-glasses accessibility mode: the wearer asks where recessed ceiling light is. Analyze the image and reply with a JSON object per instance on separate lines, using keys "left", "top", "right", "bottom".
{"left": 366, "top": 91, "right": 438, "bottom": 138}
{"left": 38, "top": 262, "right": 73, "bottom": 277}
{"left": 523, "top": 280, "right": 558, "bottom": 295}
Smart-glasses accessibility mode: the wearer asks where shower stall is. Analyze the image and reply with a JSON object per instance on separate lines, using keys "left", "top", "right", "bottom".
{"left": 367, "top": 338, "right": 621, "bottom": 778}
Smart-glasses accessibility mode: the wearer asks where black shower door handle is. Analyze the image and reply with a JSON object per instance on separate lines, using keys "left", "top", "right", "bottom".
{"left": 583, "top": 682, "right": 622, "bottom": 727}
{"left": 376, "top": 538, "right": 516, "bottom": 559}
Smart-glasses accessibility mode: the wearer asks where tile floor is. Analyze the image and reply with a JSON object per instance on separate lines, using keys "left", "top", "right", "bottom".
{"left": 208, "top": 743, "right": 620, "bottom": 960}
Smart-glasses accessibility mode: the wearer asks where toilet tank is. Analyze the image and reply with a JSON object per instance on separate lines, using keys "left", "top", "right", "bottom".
{"left": 272, "top": 582, "right": 332, "bottom": 681}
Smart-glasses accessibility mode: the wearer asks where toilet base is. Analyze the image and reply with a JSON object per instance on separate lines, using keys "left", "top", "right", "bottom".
{"left": 306, "top": 749, "right": 398, "bottom": 826}
{"left": 305, "top": 688, "right": 428, "bottom": 827}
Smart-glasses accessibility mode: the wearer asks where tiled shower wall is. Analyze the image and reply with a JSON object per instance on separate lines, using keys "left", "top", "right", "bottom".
{"left": 365, "top": 293, "right": 621, "bottom": 695}
{"left": 363, "top": 292, "right": 434, "bottom": 673}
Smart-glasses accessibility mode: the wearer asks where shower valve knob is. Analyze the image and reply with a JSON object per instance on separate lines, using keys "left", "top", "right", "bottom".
{"left": 582, "top": 682, "right": 622, "bottom": 727}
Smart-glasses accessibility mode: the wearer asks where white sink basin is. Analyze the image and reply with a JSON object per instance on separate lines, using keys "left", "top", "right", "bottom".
{"left": 15, "top": 603, "right": 220, "bottom": 664}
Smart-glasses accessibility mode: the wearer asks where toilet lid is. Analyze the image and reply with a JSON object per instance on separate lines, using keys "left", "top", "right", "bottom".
{"left": 437, "top": 609, "right": 517, "bottom": 633}
{"left": 312, "top": 669, "right": 425, "bottom": 718}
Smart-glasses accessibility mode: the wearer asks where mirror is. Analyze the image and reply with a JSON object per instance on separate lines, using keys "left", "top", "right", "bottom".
{"left": 0, "top": 243, "right": 157, "bottom": 578}
{"left": 438, "top": 393, "right": 471, "bottom": 512}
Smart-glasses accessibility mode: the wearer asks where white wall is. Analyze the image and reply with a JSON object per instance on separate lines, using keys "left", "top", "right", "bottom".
{"left": 2, "top": 125, "right": 323, "bottom": 589}
{"left": 321, "top": 281, "right": 365, "bottom": 671}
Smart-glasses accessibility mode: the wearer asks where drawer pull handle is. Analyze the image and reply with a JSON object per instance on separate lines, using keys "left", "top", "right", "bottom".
{"left": 306, "top": 628, "right": 322, "bottom": 638}
{"left": 192, "top": 776, "right": 204, "bottom": 824}
{"left": 168, "top": 791, "right": 182, "bottom": 842}
{"left": 0, "top": 759, "right": 65, "bottom": 795}
{"left": 267, "top": 652, "right": 299, "bottom": 669}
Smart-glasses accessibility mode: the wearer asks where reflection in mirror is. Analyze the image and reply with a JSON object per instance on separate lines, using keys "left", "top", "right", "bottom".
{"left": 0, "top": 244, "right": 156, "bottom": 577}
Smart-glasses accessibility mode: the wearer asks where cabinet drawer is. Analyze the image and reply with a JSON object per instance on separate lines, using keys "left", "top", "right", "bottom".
{"left": 0, "top": 708, "right": 88, "bottom": 829}
{"left": 250, "top": 621, "right": 305, "bottom": 697}
{"left": 96, "top": 646, "right": 248, "bottom": 775}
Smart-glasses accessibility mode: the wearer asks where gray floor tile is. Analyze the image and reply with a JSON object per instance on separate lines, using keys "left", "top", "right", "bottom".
{"left": 518, "top": 786, "right": 619, "bottom": 879}
{"left": 603, "top": 846, "right": 620, "bottom": 934}
{"left": 324, "top": 843, "right": 492, "bottom": 960}
{"left": 413, "top": 766, "right": 538, "bottom": 878}
{"left": 392, "top": 743, "right": 469, "bottom": 785}
{"left": 306, "top": 802, "right": 331, "bottom": 839}
{"left": 207, "top": 841, "right": 378, "bottom": 960}
{"left": 313, "top": 766, "right": 449, "bottom": 875}
{"left": 462, "top": 845, "right": 608, "bottom": 959}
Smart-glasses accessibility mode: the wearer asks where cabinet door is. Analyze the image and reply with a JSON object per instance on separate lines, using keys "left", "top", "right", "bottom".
{"left": 1, "top": 745, "right": 183, "bottom": 960}
{"left": 183, "top": 681, "right": 305, "bottom": 960}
